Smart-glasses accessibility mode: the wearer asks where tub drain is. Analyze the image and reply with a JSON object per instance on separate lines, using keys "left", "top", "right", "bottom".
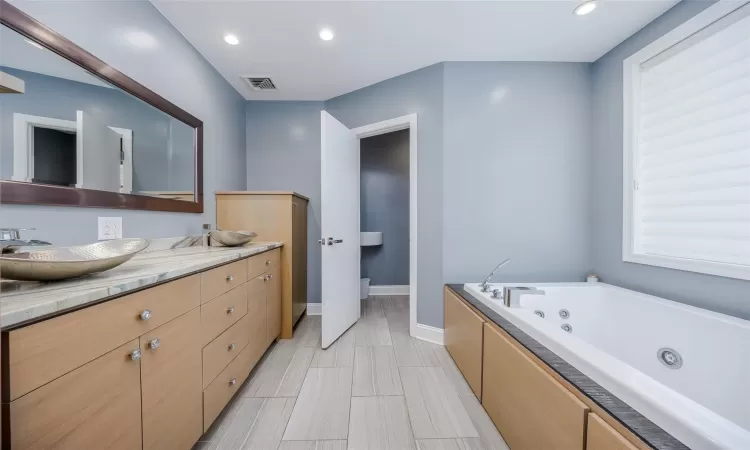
{"left": 657, "top": 348, "right": 683, "bottom": 369}
{"left": 534, "top": 310, "right": 545, "bottom": 318}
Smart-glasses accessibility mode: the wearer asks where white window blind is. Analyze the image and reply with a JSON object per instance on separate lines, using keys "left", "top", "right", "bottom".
{"left": 626, "top": 2, "right": 750, "bottom": 280}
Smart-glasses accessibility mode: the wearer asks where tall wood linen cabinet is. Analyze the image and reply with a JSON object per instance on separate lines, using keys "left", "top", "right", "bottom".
{"left": 216, "top": 192, "right": 308, "bottom": 339}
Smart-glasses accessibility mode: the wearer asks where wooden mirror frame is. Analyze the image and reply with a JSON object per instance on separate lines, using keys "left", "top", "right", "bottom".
{"left": 0, "top": 0, "right": 203, "bottom": 213}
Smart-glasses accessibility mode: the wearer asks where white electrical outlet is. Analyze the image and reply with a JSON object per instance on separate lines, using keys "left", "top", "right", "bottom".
{"left": 98, "top": 217, "right": 122, "bottom": 240}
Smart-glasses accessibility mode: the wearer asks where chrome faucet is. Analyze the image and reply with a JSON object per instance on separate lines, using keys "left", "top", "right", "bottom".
{"left": 0, "top": 228, "right": 51, "bottom": 254}
{"left": 479, "top": 258, "right": 511, "bottom": 292}
{"left": 502, "top": 286, "right": 545, "bottom": 307}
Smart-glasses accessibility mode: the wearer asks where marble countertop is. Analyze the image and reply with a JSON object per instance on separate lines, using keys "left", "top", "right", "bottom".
{"left": 0, "top": 242, "right": 282, "bottom": 330}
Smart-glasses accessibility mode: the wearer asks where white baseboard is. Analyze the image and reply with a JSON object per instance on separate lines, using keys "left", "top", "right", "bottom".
{"left": 412, "top": 323, "right": 444, "bottom": 345}
{"left": 306, "top": 303, "right": 322, "bottom": 315}
{"left": 368, "top": 285, "right": 409, "bottom": 296}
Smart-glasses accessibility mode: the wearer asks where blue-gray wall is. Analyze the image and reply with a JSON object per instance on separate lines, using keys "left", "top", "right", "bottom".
{"left": 0, "top": 67, "right": 194, "bottom": 191}
{"left": 590, "top": 0, "right": 749, "bottom": 320}
{"left": 245, "top": 62, "right": 593, "bottom": 329}
{"left": 326, "top": 64, "right": 445, "bottom": 327}
{"left": 443, "top": 62, "right": 592, "bottom": 286}
{"left": 0, "top": 1, "right": 246, "bottom": 245}
{"left": 245, "top": 101, "right": 324, "bottom": 306}
{"left": 360, "top": 129, "right": 410, "bottom": 286}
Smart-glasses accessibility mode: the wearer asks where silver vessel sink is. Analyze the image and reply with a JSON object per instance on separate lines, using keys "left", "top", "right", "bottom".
{"left": 0, "top": 238, "right": 150, "bottom": 281}
{"left": 210, "top": 230, "right": 256, "bottom": 247}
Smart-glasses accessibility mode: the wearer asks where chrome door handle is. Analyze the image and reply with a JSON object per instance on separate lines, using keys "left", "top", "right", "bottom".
{"left": 326, "top": 237, "right": 343, "bottom": 245}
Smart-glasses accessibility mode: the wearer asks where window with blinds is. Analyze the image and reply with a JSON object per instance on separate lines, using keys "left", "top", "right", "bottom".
{"left": 623, "top": 2, "right": 750, "bottom": 281}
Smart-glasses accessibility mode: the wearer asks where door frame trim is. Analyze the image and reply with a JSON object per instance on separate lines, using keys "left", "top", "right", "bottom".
{"left": 351, "top": 113, "right": 418, "bottom": 338}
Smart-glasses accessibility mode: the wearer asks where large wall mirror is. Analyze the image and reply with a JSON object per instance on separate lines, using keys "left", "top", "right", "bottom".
{"left": 0, "top": 1, "right": 203, "bottom": 213}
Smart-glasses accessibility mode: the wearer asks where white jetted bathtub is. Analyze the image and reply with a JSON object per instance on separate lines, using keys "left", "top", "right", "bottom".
{"left": 464, "top": 282, "right": 750, "bottom": 450}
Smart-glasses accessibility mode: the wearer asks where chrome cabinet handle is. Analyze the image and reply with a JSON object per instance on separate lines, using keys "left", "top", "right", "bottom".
{"left": 263, "top": 275, "right": 269, "bottom": 282}
{"left": 228, "top": 343, "right": 236, "bottom": 351}
{"left": 227, "top": 306, "right": 235, "bottom": 314}
{"left": 268, "top": 274, "right": 273, "bottom": 280}
{"left": 229, "top": 378, "right": 237, "bottom": 386}
{"left": 139, "top": 310, "right": 152, "bottom": 321}
{"left": 226, "top": 274, "right": 234, "bottom": 282}
{"left": 149, "top": 338, "right": 160, "bottom": 350}
{"left": 131, "top": 349, "right": 142, "bottom": 361}
{"left": 265, "top": 260, "right": 271, "bottom": 265}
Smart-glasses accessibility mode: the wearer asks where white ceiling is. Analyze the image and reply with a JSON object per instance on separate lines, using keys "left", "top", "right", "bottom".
{"left": 154, "top": 0, "right": 678, "bottom": 101}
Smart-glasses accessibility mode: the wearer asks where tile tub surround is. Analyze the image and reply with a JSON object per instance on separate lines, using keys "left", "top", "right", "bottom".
{"left": 447, "top": 284, "right": 689, "bottom": 450}
{"left": 0, "top": 242, "right": 282, "bottom": 329}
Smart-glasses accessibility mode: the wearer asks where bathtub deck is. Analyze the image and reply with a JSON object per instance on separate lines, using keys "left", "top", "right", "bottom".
{"left": 447, "top": 284, "right": 689, "bottom": 450}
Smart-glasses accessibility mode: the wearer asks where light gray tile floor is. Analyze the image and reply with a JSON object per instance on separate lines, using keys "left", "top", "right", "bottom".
{"left": 195, "top": 296, "right": 509, "bottom": 450}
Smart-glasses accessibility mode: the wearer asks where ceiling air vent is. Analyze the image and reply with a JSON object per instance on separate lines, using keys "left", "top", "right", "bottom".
{"left": 244, "top": 77, "right": 278, "bottom": 91}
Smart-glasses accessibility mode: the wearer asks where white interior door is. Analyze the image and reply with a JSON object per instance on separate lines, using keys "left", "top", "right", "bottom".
{"left": 321, "top": 110, "right": 360, "bottom": 349}
{"left": 76, "top": 110, "right": 121, "bottom": 191}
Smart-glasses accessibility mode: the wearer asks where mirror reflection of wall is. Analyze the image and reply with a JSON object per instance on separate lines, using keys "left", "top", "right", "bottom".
{"left": 0, "top": 24, "right": 196, "bottom": 200}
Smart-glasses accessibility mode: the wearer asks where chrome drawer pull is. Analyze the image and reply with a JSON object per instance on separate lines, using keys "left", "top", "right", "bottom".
{"left": 229, "top": 378, "right": 237, "bottom": 386}
{"left": 265, "top": 260, "right": 271, "bottom": 265}
{"left": 149, "top": 338, "right": 160, "bottom": 350}
{"left": 130, "top": 349, "right": 142, "bottom": 361}
{"left": 228, "top": 343, "right": 236, "bottom": 351}
{"left": 139, "top": 309, "right": 152, "bottom": 321}
{"left": 227, "top": 306, "right": 235, "bottom": 314}
{"left": 226, "top": 275, "right": 234, "bottom": 282}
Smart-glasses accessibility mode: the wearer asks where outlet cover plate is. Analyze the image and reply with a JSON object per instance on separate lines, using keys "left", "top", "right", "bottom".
{"left": 98, "top": 217, "right": 122, "bottom": 240}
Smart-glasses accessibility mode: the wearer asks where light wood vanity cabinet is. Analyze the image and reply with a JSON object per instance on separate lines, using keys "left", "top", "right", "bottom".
{"left": 444, "top": 288, "right": 484, "bottom": 399}
{"left": 217, "top": 191, "right": 308, "bottom": 339}
{"left": 140, "top": 308, "right": 203, "bottom": 450}
{"left": 8, "top": 340, "right": 143, "bottom": 450}
{"left": 2, "top": 247, "right": 284, "bottom": 450}
{"left": 266, "top": 264, "right": 282, "bottom": 344}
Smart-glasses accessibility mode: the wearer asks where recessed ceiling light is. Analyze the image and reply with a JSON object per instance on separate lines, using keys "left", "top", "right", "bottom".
{"left": 319, "top": 28, "right": 335, "bottom": 41}
{"left": 574, "top": 0, "right": 597, "bottom": 16}
{"left": 24, "top": 38, "right": 44, "bottom": 50}
{"left": 224, "top": 34, "right": 239, "bottom": 45}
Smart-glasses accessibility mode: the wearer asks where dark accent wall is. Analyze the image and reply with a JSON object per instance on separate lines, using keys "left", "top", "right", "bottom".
{"left": 360, "top": 129, "right": 410, "bottom": 286}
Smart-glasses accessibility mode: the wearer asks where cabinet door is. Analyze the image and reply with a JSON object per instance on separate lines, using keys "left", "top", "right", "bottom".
{"left": 587, "top": 413, "right": 639, "bottom": 450}
{"left": 9, "top": 340, "right": 142, "bottom": 450}
{"left": 266, "top": 265, "right": 282, "bottom": 344}
{"left": 246, "top": 274, "right": 269, "bottom": 368}
{"left": 482, "top": 323, "right": 588, "bottom": 450}
{"left": 444, "top": 288, "right": 485, "bottom": 398}
{"left": 140, "top": 308, "right": 203, "bottom": 450}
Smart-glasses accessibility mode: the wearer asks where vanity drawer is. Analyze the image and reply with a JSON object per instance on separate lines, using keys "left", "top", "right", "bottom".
{"left": 201, "top": 260, "right": 247, "bottom": 303}
{"left": 201, "top": 284, "right": 248, "bottom": 346}
{"left": 7, "top": 275, "right": 200, "bottom": 401}
{"left": 247, "top": 248, "right": 280, "bottom": 279}
{"left": 202, "top": 314, "right": 251, "bottom": 388}
{"left": 203, "top": 341, "right": 255, "bottom": 431}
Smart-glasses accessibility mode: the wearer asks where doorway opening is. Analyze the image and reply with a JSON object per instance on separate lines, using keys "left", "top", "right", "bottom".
{"left": 352, "top": 114, "right": 417, "bottom": 340}
{"left": 359, "top": 128, "right": 410, "bottom": 330}
{"left": 320, "top": 112, "right": 418, "bottom": 348}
